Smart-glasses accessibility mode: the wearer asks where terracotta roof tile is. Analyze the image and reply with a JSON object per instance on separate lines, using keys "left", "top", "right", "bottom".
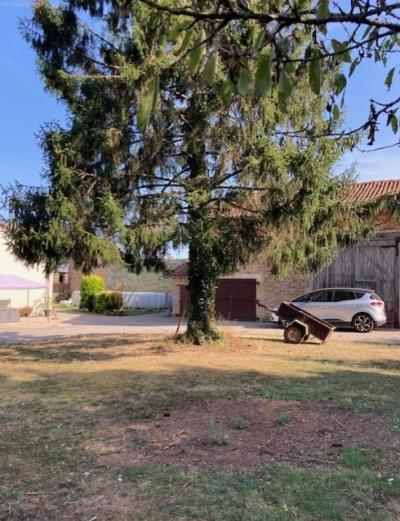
{"left": 346, "top": 179, "right": 400, "bottom": 202}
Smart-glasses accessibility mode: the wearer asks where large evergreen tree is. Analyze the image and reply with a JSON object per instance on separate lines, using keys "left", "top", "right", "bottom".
{"left": 6, "top": 0, "right": 367, "bottom": 343}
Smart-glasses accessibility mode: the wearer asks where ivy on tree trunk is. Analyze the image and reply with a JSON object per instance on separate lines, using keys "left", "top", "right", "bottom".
{"left": 186, "top": 206, "right": 220, "bottom": 344}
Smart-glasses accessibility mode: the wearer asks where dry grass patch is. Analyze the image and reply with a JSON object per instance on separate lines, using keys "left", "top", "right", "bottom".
{"left": 88, "top": 397, "right": 398, "bottom": 472}
{"left": 0, "top": 334, "right": 399, "bottom": 520}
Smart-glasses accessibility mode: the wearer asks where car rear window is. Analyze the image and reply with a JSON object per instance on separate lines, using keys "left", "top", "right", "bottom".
{"left": 354, "top": 291, "right": 366, "bottom": 299}
{"left": 332, "top": 290, "right": 356, "bottom": 302}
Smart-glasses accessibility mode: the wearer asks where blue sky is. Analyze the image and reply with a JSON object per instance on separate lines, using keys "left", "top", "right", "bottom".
{"left": 0, "top": 4, "right": 399, "bottom": 188}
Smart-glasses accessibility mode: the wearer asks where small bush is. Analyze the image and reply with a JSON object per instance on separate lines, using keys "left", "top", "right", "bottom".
{"left": 229, "top": 417, "right": 248, "bottom": 430}
{"left": 80, "top": 275, "right": 106, "bottom": 311}
{"left": 276, "top": 413, "right": 289, "bottom": 426}
{"left": 19, "top": 306, "right": 33, "bottom": 317}
{"left": 94, "top": 291, "right": 123, "bottom": 314}
{"left": 206, "top": 423, "right": 229, "bottom": 445}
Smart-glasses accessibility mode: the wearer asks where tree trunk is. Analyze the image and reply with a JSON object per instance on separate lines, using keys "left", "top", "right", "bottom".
{"left": 185, "top": 205, "right": 220, "bottom": 344}
{"left": 182, "top": 96, "right": 221, "bottom": 344}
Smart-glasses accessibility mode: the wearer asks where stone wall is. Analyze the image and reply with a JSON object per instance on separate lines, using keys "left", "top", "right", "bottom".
{"left": 67, "top": 262, "right": 176, "bottom": 293}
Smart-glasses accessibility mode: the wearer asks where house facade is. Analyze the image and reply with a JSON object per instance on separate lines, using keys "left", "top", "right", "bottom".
{"left": 0, "top": 227, "right": 53, "bottom": 312}
{"left": 171, "top": 180, "right": 400, "bottom": 327}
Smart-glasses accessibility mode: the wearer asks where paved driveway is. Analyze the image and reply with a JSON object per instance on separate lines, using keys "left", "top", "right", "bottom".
{"left": 0, "top": 311, "right": 399, "bottom": 344}
{"left": 0, "top": 312, "right": 175, "bottom": 343}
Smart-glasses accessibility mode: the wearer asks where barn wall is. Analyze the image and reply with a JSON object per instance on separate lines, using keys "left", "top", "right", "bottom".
{"left": 314, "top": 229, "right": 400, "bottom": 327}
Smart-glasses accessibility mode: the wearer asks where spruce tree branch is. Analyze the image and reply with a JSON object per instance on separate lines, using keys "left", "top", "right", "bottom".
{"left": 212, "top": 169, "right": 243, "bottom": 187}
{"left": 219, "top": 199, "right": 263, "bottom": 215}
{"left": 76, "top": 19, "right": 123, "bottom": 54}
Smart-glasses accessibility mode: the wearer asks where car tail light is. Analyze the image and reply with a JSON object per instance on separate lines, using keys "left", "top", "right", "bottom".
{"left": 370, "top": 301, "right": 384, "bottom": 308}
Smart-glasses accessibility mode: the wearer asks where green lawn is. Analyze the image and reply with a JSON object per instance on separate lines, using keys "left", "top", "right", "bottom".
{"left": 0, "top": 335, "right": 399, "bottom": 520}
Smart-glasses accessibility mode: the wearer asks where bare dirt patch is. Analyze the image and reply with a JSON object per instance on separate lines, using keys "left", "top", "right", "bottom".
{"left": 87, "top": 397, "right": 399, "bottom": 472}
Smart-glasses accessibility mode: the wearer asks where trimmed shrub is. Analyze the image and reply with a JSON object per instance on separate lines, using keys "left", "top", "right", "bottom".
{"left": 93, "top": 291, "right": 123, "bottom": 314}
{"left": 80, "top": 275, "right": 106, "bottom": 311}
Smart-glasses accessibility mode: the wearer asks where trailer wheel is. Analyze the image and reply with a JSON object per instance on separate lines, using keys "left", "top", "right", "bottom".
{"left": 284, "top": 325, "right": 304, "bottom": 344}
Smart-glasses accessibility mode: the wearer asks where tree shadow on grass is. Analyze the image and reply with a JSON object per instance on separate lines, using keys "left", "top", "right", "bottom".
{"left": 62, "top": 311, "right": 171, "bottom": 327}
{"left": 2, "top": 364, "right": 398, "bottom": 423}
{"left": 357, "top": 359, "right": 400, "bottom": 371}
{"left": 0, "top": 336, "right": 173, "bottom": 363}
{"left": 283, "top": 356, "right": 400, "bottom": 372}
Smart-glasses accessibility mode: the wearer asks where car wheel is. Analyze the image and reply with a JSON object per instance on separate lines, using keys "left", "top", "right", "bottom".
{"left": 352, "top": 313, "right": 374, "bottom": 333}
{"left": 284, "top": 325, "right": 304, "bottom": 344}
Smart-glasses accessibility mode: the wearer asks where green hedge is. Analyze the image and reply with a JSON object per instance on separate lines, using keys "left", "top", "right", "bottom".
{"left": 93, "top": 291, "right": 123, "bottom": 314}
{"left": 80, "top": 275, "right": 106, "bottom": 311}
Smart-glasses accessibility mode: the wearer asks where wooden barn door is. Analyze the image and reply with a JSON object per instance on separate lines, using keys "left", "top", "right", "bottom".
{"left": 314, "top": 231, "right": 399, "bottom": 327}
{"left": 354, "top": 235, "right": 398, "bottom": 326}
{"left": 215, "top": 279, "right": 257, "bottom": 320}
{"left": 180, "top": 279, "right": 257, "bottom": 321}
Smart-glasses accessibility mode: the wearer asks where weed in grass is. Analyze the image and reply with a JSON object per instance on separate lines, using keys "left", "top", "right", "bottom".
{"left": 259, "top": 387, "right": 276, "bottom": 399}
{"left": 207, "top": 423, "right": 229, "bottom": 445}
{"left": 134, "top": 436, "right": 148, "bottom": 446}
{"left": 0, "top": 411, "right": 10, "bottom": 423}
{"left": 389, "top": 417, "right": 400, "bottom": 430}
{"left": 229, "top": 417, "right": 248, "bottom": 430}
{"left": 276, "top": 413, "right": 289, "bottom": 426}
{"left": 341, "top": 447, "right": 370, "bottom": 468}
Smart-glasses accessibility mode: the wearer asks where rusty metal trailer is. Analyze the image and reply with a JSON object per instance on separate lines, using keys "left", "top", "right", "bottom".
{"left": 276, "top": 302, "right": 335, "bottom": 344}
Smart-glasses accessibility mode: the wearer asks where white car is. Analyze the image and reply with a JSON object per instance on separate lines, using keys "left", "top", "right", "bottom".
{"left": 270, "top": 288, "right": 387, "bottom": 333}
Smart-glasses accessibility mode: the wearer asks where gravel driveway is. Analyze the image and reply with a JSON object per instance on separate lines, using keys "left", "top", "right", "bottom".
{"left": 0, "top": 311, "right": 399, "bottom": 344}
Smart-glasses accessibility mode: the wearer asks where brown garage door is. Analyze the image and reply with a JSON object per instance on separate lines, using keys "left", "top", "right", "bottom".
{"left": 180, "top": 279, "right": 257, "bottom": 321}
{"left": 216, "top": 279, "right": 257, "bottom": 320}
